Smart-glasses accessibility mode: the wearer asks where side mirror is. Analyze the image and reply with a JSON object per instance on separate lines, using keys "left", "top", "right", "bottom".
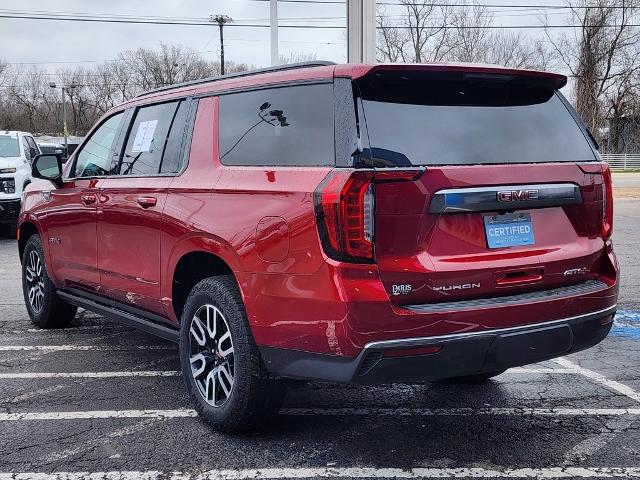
{"left": 32, "top": 154, "right": 63, "bottom": 188}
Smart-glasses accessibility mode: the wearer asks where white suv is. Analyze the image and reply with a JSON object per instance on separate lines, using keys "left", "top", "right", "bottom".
{"left": 0, "top": 131, "right": 39, "bottom": 235}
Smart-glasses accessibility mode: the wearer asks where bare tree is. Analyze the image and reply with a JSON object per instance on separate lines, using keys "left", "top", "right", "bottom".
{"left": 377, "top": 5, "right": 410, "bottom": 62}
{"left": 0, "top": 59, "right": 8, "bottom": 83}
{"left": 118, "top": 43, "right": 216, "bottom": 91}
{"left": 377, "top": 0, "right": 455, "bottom": 62}
{"left": 377, "top": 1, "right": 555, "bottom": 70}
{"left": 483, "top": 34, "right": 556, "bottom": 70}
{"left": 0, "top": 43, "right": 249, "bottom": 135}
{"left": 545, "top": 0, "right": 640, "bottom": 134}
{"left": 448, "top": 2, "right": 493, "bottom": 63}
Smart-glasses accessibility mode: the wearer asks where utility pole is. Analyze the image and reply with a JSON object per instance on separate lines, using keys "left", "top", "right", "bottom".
{"left": 210, "top": 15, "right": 232, "bottom": 75}
{"left": 48, "top": 82, "right": 77, "bottom": 157}
{"left": 347, "top": 0, "right": 376, "bottom": 63}
{"left": 270, "top": 0, "right": 279, "bottom": 66}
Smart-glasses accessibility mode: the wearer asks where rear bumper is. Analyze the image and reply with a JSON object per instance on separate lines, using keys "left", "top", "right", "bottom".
{"left": 0, "top": 199, "right": 20, "bottom": 224}
{"left": 260, "top": 304, "right": 616, "bottom": 384}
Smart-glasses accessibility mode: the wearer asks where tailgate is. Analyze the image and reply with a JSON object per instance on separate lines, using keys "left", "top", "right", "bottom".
{"left": 374, "top": 163, "right": 607, "bottom": 305}
{"left": 354, "top": 66, "right": 608, "bottom": 306}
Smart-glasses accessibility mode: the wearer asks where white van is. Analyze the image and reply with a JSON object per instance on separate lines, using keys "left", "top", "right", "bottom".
{"left": 0, "top": 131, "right": 39, "bottom": 236}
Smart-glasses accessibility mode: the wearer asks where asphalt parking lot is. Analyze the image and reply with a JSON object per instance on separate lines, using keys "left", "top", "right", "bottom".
{"left": 0, "top": 200, "right": 639, "bottom": 479}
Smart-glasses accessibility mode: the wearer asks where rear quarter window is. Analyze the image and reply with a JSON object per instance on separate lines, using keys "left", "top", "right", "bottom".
{"left": 219, "top": 83, "right": 335, "bottom": 167}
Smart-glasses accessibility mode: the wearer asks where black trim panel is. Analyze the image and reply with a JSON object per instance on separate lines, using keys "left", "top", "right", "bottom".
{"left": 58, "top": 290, "right": 179, "bottom": 343}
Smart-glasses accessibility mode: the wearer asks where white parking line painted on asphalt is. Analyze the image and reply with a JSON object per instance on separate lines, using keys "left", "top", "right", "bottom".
{"left": 0, "top": 325, "right": 127, "bottom": 334}
{"left": 1, "top": 467, "right": 640, "bottom": 479}
{"left": 554, "top": 357, "right": 640, "bottom": 403}
{"left": 0, "top": 371, "right": 180, "bottom": 379}
{"left": 0, "top": 345, "right": 174, "bottom": 351}
{"left": 0, "top": 409, "right": 197, "bottom": 421}
{"left": 282, "top": 407, "right": 640, "bottom": 416}
{"left": 509, "top": 368, "right": 575, "bottom": 374}
{"left": 0, "top": 368, "right": 570, "bottom": 380}
{"left": 562, "top": 416, "right": 634, "bottom": 466}
{"left": 41, "top": 419, "right": 161, "bottom": 464}
{"left": 2, "top": 407, "right": 640, "bottom": 421}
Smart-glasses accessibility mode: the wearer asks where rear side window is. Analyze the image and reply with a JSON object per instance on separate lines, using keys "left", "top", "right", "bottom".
{"left": 219, "top": 83, "right": 334, "bottom": 166}
{"left": 119, "top": 101, "right": 179, "bottom": 176}
{"left": 358, "top": 71, "right": 596, "bottom": 167}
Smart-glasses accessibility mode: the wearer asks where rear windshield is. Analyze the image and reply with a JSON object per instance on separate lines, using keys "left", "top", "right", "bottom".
{"left": 0, "top": 135, "right": 20, "bottom": 158}
{"left": 358, "top": 71, "right": 596, "bottom": 166}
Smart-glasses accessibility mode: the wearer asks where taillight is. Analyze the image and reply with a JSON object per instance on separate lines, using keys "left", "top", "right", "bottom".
{"left": 314, "top": 170, "right": 375, "bottom": 263}
{"left": 601, "top": 166, "right": 613, "bottom": 240}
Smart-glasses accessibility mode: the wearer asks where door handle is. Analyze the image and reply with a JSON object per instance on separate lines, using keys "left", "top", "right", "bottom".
{"left": 137, "top": 196, "right": 157, "bottom": 208}
{"left": 80, "top": 194, "right": 96, "bottom": 205}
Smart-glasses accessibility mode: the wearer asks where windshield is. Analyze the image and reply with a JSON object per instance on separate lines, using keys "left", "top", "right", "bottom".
{"left": 0, "top": 135, "right": 20, "bottom": 158}
{"left": 358, "top": 71, "right": 596, "bottom": 167}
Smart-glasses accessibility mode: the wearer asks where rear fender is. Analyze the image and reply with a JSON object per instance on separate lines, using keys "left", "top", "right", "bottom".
{"left": 162, "top": 233, "right": 250, "bottom": 323}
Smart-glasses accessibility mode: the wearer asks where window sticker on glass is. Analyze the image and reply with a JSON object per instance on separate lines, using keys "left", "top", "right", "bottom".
{"left": 131, "top": 120, "right": 158, "bottom": 153}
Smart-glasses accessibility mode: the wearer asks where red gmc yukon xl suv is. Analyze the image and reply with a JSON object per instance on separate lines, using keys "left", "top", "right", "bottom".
{"left": 19, "top": 62, "right": 619, "bottom": 432}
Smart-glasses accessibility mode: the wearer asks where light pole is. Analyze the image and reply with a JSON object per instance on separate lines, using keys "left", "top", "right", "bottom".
{"left": 270, "top": 0, "right": 279, "bottom": 66}
{"left": 210, "top": 15, "right": 232, "bottom": 75}
{"left": 49, "top": 82, "right": 77, "bottom": 157}
{"left": 347, "top": 0, "right": 376, "bottom": 63}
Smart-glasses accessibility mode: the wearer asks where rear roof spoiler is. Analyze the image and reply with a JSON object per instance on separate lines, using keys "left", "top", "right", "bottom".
{"left": 338, "top": 63, "right": 567, "bottom": 90}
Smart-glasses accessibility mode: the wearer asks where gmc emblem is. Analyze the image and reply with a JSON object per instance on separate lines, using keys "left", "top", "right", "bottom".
{"left": 497, "top": 189, "right": 539, "bottom": 202}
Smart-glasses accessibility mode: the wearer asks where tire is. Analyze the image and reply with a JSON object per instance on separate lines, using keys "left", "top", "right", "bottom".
{"left": 21, "top": 234, "right": 77, "bottom": 328}
{"left": 436, "top": 369, "right": 507, "bottom": 384}
{"left": 179, "top": 275, "right": 285, "bottom": 433}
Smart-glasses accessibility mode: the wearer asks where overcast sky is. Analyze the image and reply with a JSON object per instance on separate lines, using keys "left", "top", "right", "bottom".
{"left": 0, "top": 0, "right": 570, "bottom": 73}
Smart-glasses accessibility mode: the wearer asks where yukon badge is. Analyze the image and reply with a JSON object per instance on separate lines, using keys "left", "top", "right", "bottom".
{"left": 497, "top": 189, "right": 539, "bottom": 202}
{"left": 432, "top": 283, "right": 481, "bottom": 292}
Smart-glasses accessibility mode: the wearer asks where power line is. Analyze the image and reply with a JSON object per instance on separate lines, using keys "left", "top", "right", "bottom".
{"left": 1, "top": 12, "right": 638, "bottom": 29}
{"left": 232, "top": 0, "right": 344, "bottom": 3}
{"left": 378, "top": 1, "right": 633, "bottom": 7}
{"left": 240, "top": 0, "right": 637, "bottom": 7}
{"left": 0, "top": 12, "right": 343, "bottom": 28}
{"left": 3, "top": 39, "right": 343, "bottom": 67}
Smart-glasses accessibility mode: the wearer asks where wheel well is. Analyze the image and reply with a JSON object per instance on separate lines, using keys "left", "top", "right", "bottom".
{"left": 18, "top": 222, "right": 38, "bottom": 262}
{"left": 172, "top": 251, "right": 233, "bottom": 322}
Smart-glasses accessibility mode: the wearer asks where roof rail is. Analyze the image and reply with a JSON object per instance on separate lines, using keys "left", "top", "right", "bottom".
{"left": 135, "top": 61, "right": 337, "bottom": 98}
